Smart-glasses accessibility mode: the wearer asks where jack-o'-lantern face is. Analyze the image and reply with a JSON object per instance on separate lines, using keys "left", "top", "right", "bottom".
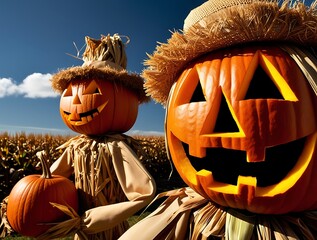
{"left": 166, "top": 45, "right": 317, "bottom": 214}
{"left": 60, "top": 79, "right": 138, "bottom": 135}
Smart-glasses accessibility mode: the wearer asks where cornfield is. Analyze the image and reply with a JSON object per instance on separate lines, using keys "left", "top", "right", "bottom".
{"left": 0, "top": 132, "right": 185, "bottom": 202}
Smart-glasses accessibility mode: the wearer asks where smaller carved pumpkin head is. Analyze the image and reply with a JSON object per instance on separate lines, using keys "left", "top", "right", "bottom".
{"left": 51, "top": 35, "right": 149, "bottom": 136}
{"left": 59, "top": 78, "right": 139, "bottom": 135}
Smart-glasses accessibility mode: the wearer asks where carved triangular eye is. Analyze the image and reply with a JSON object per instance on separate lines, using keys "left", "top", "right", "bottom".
{"left": 213, "top": 92, "right": 240, "bottom": 133}
{"left": 83, "top": 80, "right": 101, "bottom": 95}
{"left": 238, "top": 51, "right": 298, "bottom": 102}
{"left": 190, "top": 81, "right": 206, "bottom": 102}
{"left": 63, "top": 85, "right": 73, "bottom": 97}
{"left": 244, "top": 65, "right": 284, "bottom": 100}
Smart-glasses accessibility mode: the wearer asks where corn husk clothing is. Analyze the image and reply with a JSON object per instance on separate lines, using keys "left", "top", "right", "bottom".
{"left": 41, "top": 134, "right": 156, "bottom": 239}
{"left": 0, "top": 197, "right": 13, "bottom": 237}
{"left": 119, "top": 187, "right": 317, "bottom": 240}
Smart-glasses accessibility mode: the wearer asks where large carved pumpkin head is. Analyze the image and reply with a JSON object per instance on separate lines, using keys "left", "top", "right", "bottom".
{"left": 166, "top": 44, "right": 317, "bottom": 214}
{"left": 143, "top": 0, "right": 317, "bottom": 214}
{"left": 52, "top": 34, "right": 149, "bottom": 136}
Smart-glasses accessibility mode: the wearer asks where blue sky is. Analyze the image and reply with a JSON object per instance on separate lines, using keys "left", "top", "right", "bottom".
{"left": 0, "top": 0, "right": 313, "bottom": 136}
{"left": 0, "top": 0, "right": 205, "bottom": 136}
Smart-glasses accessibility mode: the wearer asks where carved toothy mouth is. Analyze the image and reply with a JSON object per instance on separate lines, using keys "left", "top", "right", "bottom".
{"left": 63, "top": 102, "right": 108, "bottom": 126}
{"left": 184, "top": 137, "right": 306, "bottom": 187}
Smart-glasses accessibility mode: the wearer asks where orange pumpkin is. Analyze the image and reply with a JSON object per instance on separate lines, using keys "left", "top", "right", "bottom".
{"left": 166, "top": 45, "right": 317, "bottom": 214}
{"left": 7, "top": 152, "right": 78, "bottom": 237}
{"left": 60, "top": 78, "right": 139, "bottom": 135}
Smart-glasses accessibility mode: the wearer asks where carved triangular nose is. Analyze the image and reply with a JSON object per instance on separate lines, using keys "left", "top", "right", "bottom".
{"left": 73, "top": 94, "right": 81, "bottom": 104}
{"left": 213, "top": 92, "right": 240, "bottom": 133}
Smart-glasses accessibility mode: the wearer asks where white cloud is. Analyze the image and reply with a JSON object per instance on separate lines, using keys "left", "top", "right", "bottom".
{"left": 0, "top": 78, "right": 20, "bottom": 97}
{"left": 0, "top": 73, "right": 59, "bottom": 98}
{"left": 128, "top": 130, "right": 164, "bottom": 136}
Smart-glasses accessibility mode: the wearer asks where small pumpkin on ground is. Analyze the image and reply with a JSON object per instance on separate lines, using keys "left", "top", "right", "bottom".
{"left": 6, "top": 151, "right": 78, "bottom": 237}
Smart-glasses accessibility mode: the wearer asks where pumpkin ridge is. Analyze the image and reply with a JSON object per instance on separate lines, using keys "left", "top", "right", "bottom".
{"left": 20, "top": 178, "right": 40, "bottom": 234}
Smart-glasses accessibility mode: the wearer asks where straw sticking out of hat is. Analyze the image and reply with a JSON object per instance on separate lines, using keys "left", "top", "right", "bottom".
{"left": 143, "top": 0, "right": 317, "bottom": 105}
{"left": 82, "top": 34, "right": 128, "bottom": 70}
{"left": 51, "top": 34, "right": 150, "bottom": 103}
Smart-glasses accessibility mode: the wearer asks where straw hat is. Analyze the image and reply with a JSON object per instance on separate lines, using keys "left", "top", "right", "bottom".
{"left": 143, "top": 0, "right": 317, "bottom": 105}
{"left": 51, "top": 34, "right": 150, "bottom": 103}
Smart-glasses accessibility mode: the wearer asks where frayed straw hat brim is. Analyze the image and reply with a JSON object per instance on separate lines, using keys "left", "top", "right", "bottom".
{"left": 143, "top": 0, "right": 317, "bottom": 105}
{"left": 51, "top": 66, "right": 150, "bottom": 103}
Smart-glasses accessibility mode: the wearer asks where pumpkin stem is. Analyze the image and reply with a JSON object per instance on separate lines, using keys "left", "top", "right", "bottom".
{"left": 36, "top": 150, "right": 52, "bottom": 179}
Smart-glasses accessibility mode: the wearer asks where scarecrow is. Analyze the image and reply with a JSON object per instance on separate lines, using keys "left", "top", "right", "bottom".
{"left": 0, "top": 34, "right": 156, "bottom": 240}
{"left": 120, "top": 0, "right": 317, "bottom": 239}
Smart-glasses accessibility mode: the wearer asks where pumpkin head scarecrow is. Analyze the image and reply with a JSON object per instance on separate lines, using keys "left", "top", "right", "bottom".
{"left": 35, "top": 34, "right": 156, "bottom": 240}
{"left": 120, "top": 0, "right": 317, "bottom": 239}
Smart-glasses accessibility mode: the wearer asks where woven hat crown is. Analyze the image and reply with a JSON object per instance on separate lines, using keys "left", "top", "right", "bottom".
{"left": 184, "top": 0, "right": 254, "bottom": 32}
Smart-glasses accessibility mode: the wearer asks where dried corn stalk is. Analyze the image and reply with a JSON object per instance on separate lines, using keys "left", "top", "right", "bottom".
{"left": 0, "top": 197, "right": 13, "bottom": 237}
